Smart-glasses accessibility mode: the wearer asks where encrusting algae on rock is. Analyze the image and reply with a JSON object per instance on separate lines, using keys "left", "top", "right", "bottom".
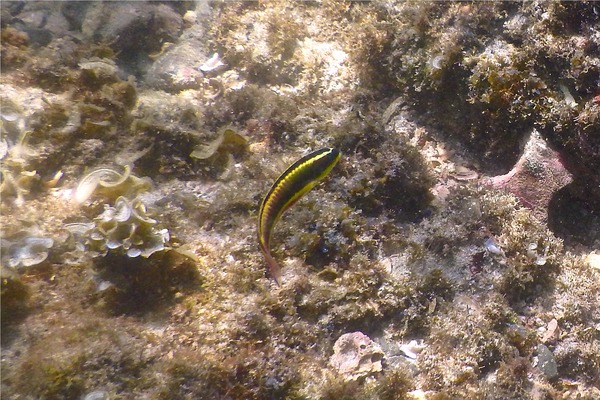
{"left": 330, "top": 331, "right": 385, "bottom": 382}
{"left": 483, "top": 130, "right": 574, "bottom": 222}
{"left": 1, "top": 1, "right": 599, "bottom": 399}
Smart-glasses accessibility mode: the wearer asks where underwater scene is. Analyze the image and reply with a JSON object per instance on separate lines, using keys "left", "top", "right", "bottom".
{"left": 1, "top": 1, "right": 599, "bottom": 399}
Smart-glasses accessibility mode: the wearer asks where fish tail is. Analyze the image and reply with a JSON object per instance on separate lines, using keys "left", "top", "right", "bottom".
{"left": 260, "top": 241, "right": 281, "bottom": 285}
{"left": 264, "top": 251, "right": 282, "bottom": 285}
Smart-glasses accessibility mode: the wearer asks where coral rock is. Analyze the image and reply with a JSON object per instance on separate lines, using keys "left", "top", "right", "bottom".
{"left": 330, "top": 332, "right": 384, "bottom": 381}
{"left": 144, "top": 41, "right": 207, "bottom": 91}
{"left": 483, "top": 130, "right": 573, "bottom": 221}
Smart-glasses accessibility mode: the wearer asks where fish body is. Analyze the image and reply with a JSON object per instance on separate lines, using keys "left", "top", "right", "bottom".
{"left": 258, "top": 148, "right": 341, "bottom": 283}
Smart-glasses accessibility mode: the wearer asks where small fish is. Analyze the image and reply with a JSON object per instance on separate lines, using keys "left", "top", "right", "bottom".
{"left": 258, "top": 148, "right": 341, "bottom": 284}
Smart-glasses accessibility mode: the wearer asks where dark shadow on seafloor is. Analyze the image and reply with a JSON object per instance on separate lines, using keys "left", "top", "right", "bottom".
{"left": 548, "top": 181, "right": 600, "bottom": 249}
{"left": 92, "top": 251, "right": 203, "bottom": 316}
{"left": 1, "top": 277, "right": 31, "bottom": 348}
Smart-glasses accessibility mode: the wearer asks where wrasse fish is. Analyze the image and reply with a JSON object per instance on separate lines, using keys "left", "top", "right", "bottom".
{"left": 258, "top": 148, "right": 341, "bottom": 284}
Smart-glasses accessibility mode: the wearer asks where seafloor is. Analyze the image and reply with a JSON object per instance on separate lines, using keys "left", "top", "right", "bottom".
{"left": 1, "top": 1, "right": 599, "bottom": 399}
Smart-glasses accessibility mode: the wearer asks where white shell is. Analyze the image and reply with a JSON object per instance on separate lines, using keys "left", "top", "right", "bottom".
{"left": 200, "top": 53, "right": 226, "bottom": 72}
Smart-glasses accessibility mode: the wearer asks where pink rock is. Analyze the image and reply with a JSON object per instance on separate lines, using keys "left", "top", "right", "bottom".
{"left": 330, "top": 332, "right": 384, "bottom": 381}
{"left": 483, "top": 130, "right": 573, "bottom": 221}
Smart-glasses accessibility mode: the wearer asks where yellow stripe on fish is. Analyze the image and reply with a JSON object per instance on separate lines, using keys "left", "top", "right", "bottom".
{"left": 258, "top": 147, "right": 341, "bottom": 284}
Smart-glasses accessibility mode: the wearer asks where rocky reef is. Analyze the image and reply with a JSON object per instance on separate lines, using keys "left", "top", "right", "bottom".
{"left": 1, "top": 1, "right": 599, "bottom": 399}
